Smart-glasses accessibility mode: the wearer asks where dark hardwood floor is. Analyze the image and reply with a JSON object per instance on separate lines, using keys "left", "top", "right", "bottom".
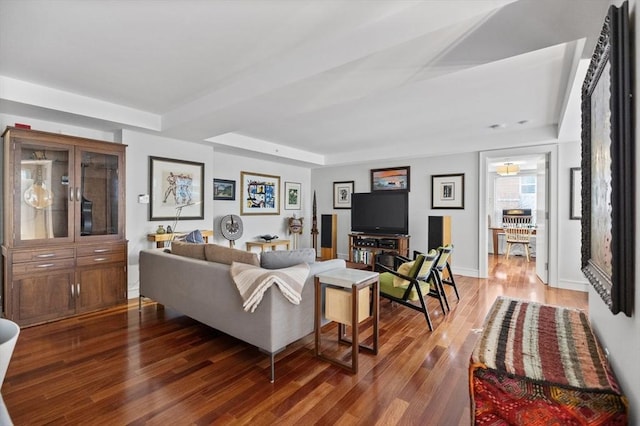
{"left": 3, "top": 255, "right": 587, "bottom": 425}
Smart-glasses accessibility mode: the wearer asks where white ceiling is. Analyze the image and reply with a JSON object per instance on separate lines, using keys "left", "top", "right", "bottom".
{"left": 0, "top": 0, "right": 610, "bottom": 167}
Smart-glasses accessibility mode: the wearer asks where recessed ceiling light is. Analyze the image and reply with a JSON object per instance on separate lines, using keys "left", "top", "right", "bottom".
{"left": 489, "top": 123, "right": 506, "bottom": 129}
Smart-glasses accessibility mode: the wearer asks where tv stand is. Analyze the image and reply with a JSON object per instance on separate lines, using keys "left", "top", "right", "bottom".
{"left": 348, "top": 233, "right": 410, "bottom": 270}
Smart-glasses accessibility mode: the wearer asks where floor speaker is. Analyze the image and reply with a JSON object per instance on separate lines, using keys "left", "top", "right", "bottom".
{"left": 321, "top": 214, "right": 337, "bottom": 260}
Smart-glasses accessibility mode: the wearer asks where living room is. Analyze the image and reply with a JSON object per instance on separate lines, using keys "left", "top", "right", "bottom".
{"left": 0, "top": 0, "right": 638, "bottom": 423}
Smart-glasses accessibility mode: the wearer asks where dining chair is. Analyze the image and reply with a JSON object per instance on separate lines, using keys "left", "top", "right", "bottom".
{"left": 502, "top": 215, "right": 534, "bottom": 261}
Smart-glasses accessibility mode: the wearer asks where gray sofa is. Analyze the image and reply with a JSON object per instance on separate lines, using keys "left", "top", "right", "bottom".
{"left": 139, "top": 244, "right": 345, "bottom": 381}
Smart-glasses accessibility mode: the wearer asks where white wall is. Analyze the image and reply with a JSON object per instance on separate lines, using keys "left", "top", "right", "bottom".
{"left": 122, "top": 129, "right": 215, "bottom": 296}
{"left": 587, "top": 0, "right": 640, "bottom": 420}
{"left": 210, "top": 151, "right": 311, "bottom": 250}
{"left": 123, "top": 131, "right": 312, "bottom": 297}
{"left": 311, "top": 152, "right": 479, "bottom": 277}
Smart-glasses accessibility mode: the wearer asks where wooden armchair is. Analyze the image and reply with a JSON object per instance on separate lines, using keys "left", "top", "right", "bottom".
{"left": 502, "top": 215, "right": 534, "bottom": 261}
{"left": 376, "top": 250, "right": 443, "bottom": 330}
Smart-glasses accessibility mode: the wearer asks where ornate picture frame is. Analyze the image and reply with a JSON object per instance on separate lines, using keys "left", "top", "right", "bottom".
{"left": 240, "top": 171, "right": 281, "bottom": 215}
{"left": 371, "top": 166, "right": 410, "bottom": 192}
{"left": 581, "top": 2, "right": 634, "bottom": 316}
{"left": 149, "top": 156, "right": 204, "bottom": 221}
{"left": 431, "top": 173, "right": 465, "bottom": 209}
{"left": 333, "top": 180, "right": 354, "bottom": 209}
{"left": 284, "top": 181, "right": 301, "bottom": 210}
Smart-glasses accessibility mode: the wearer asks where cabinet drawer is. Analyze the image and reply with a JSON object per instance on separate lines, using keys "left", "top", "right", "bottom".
{"left": 77, "top": 243, "right": 126, "bottom": 258}
{"left": 12, "top": 258, "right": 76, "bottom": 275}
{"left": 76, "top": 252, "right": 125, "bottom": 267}
{"left": 12, "top": 248, "right": 75, "bottom": 263}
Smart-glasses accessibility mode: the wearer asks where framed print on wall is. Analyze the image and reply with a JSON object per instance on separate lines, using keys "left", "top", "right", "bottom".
{"left": 285, "top": 181, "right": 301, "bottom": 210}
{"left": 240, "top": 171, "right": 280, "bottom": 215}
{"left": 431, "top": 173, "right": 465, "bottom": 209}
{"left": 581, "top": 2, "right": 634, "bottom": 316}
{"left": 149, "top": 156, "right": 204, "bottom": 221}
{"left": 371, "top": 166, "right": 410, "bottom": 192}
{"left": 333, "top": 180, "right": 354, "bottom": 209}
{"left": 213, "top": 178, "right": 236, "bottom": 200}
{"left": 569, "top": 168, "right": 581, "bottom": 220}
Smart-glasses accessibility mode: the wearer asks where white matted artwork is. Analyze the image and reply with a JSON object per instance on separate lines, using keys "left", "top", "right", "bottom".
{"left": 431, "top": 173, "right": 465, "bottom": 209}
{"left": 149, "top": 156, "right": 204, "bottom": 220}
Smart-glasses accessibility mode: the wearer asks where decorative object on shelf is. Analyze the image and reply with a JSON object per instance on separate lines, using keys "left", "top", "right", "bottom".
{"left": 220, "top": 214, "right": 243, "bottom": 248}
{"left": 311, "top": 190, "right": 318, "bottom": 252}
{"left": 570, "top": 168, "right": 582, "bottom": 220}
{"left": 149, "top": 156, "right": 204, "bottom": 221}
{"left": 259, "top": 234, "right": 279, "bottom": 242}
{"left": 240, "top": 171, "right": 280, "bottom": 215}
{"left": 214, "top": 178, "right": 236, "bottom": 200}
{"left": 371, "top": 166, "right": 410, "bottom": 192}
{"left": 496, "top": 162, "right": 520, "bottom": 176}
{"left": 166, "top": 225, "right": 173, "bottom": 233}
{"left": 288, "top": 215, "right": 304, "bottom": 249}
{"left": 155, "top": 225, "right": 166, "bottom": 234}
{"left": 431, "top": 173, "right": 465, "bottom": 209}
{"left": 23, "top": 151, "right": 54, "bottom": 210}
{"left": 581, "top": 2, "right": 633, "bottom": 316}
{"left": 284, "top": 181, "right": 301, "bottom": 210}
{"left": 333, "top": 180, "right": 354, "bottom": 209}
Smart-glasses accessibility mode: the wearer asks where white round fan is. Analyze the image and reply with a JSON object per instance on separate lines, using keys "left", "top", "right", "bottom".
{"left": 220, "top": 214, "right": 243, "bottom": 247}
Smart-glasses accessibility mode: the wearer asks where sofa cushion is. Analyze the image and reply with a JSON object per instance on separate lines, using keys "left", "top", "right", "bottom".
{"left": 205, "top": 244, "right": 260, "bottom": 266}
{"left": 170, "top": 240, "right": 206, "bottom": 260}
{"left": 260, "top": 248, "right": 316, "bottom": 269}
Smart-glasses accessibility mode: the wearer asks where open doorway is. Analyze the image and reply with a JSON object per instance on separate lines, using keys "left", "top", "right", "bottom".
{"left": 487, "top": 155, "right": 546, "bottom": 280}
{"left": 479, "top": 146, "right": 558, "bottom": 285}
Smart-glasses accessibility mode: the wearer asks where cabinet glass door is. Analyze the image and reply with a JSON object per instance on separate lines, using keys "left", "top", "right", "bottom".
{"left": 17, "top": 141, "right": 73, "bottom": 243}
{"left": 78, "top": 149, "right": 121, "bottom": 237}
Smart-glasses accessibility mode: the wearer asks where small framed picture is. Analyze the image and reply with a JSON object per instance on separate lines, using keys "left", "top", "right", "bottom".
{"left": 284, "top": 181, "right": 301, "bottom": 210}
{"left": 333, "top": 180, "right": 354, "bottom": 209}
{"left": 240, "top": 171, "right": 280, "bottom": 215}
{"left": 213, "top": 178, "right": 236, "bottom": 200}
{"left": 431, "top": 173, "right": 465, "bottom": 209}
{"left": 371, "top": 166, "right": 410, "bottom": 192}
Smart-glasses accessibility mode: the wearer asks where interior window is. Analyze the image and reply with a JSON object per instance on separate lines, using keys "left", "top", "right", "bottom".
{"left": 493, "top": 174, "right": 537, "bottom": 225}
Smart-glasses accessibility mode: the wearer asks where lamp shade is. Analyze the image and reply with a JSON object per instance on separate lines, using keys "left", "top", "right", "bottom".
{"left": 496, "top": 163, "right": 520, "bottom": 176}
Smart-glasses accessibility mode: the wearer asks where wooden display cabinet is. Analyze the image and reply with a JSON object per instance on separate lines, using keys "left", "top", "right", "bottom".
{"left": 348, "top": 233, "right": 410, "bottom": 270}
{"left": 2, "top": 127, "right": 128, "bottom": 326}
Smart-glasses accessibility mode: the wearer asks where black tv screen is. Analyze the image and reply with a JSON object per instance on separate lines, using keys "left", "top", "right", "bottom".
{"left": 351, "top": 192, "right": 409, "bottom": 235}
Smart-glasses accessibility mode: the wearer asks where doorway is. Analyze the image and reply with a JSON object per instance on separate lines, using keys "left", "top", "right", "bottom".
{"left": 479, "top": 146, "right": 558, "bottom": 285}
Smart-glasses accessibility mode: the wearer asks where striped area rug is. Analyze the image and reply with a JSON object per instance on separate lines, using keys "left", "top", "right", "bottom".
{"left": 471, "top": 296, "right": 622, "bottom": 393}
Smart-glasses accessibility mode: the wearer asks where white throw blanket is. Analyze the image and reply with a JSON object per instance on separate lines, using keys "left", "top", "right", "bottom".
{"left": 230, "top": 262, "right": 310, "bottom": 313}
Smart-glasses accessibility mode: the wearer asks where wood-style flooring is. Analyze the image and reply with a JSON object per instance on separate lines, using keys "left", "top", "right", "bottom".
{"left": 2, "top": 255, "right": 587, "bottom": 425}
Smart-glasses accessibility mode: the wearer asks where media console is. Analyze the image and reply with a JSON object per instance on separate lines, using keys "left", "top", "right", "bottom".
{"left": 348, "top": 233, "right": 410, "bottom": 270}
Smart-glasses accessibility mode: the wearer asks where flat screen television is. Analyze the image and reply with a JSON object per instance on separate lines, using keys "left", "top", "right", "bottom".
{"left": 351, "top": 192, "right": 409, "bottom": 235}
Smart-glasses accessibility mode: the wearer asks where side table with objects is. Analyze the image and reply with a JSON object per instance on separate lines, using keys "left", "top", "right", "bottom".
{"left": 314, "top": 268, "right": 379, "bottom": 374}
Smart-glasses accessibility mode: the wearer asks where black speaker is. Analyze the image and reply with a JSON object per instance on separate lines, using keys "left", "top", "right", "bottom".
{"left": 321, "top": 214, "right": 337, "bottom": 259}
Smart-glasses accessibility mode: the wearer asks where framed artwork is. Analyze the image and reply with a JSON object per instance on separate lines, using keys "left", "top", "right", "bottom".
{"left": 431, "top": 173, "right": 465, "bottom": 209}
{"left": 333, "top": 180, "right": 354, "bottom": 209}
{"left": 569, "top": 168, "right": 581, "bottom": 220}
{"left": 371, "top": 166, "right": 410, "bottom": 192}
{"left": 284, "top": 181, "right": 301, "bottom": 210}
{"left": 213, "top": 178, "right": 236, "bottom": 200}
{"left": 149, "top": 156, "right": 204, "bottom": 221}
{"left": 240, "top": 171, "right": 280, "bottom": 215}
{"left": 580, "top": 2, "right": 633, "bottom": 316}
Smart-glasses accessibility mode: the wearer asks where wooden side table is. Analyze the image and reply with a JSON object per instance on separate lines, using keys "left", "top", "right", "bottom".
{"left": 147, "top": 229, "right": 213, "bottom": 248}
{"left": 314, "top": 268, "right": 379, "bottom": 374}
{"left": 245, "top": 239, "right": 290, "bottom": 252}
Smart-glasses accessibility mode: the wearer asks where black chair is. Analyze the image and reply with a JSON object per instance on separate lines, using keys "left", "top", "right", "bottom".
{"left": 434, "top": 244, "right": 459, "bottom": 308}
